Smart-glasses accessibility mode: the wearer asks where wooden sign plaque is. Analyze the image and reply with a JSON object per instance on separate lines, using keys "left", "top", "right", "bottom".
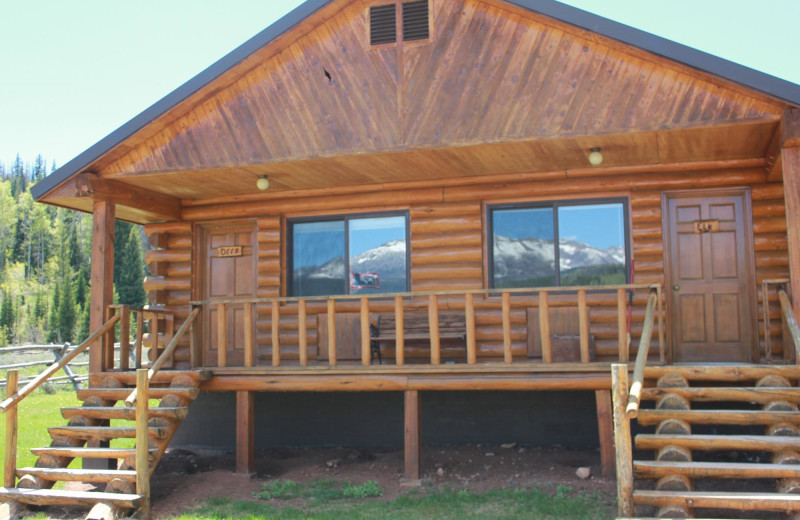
{"left": 693, "top": 219, "right": 719, "bottom": 234}
{"left": 217, "top": 246, "right": 243, "bottom": 257}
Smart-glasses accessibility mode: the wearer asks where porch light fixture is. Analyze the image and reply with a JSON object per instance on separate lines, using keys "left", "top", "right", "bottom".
{"left": 256, "top": 175, "right": 270, "bottom": 191}
{"left": 588, "top": 147, "right": 603, "bottom": 166}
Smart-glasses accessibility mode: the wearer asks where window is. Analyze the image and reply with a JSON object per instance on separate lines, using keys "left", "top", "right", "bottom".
{"left": 489, "top": 200, "right": 629, "bottom": 289}
{"left": 289, "top": 213, "right": 409, "bottom": 297}
{"left": 369, "top": 1, "right": 429, "bottom": 46}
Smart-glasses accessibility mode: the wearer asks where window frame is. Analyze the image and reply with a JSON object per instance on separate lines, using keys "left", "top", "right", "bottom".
{"left": 486, "top": 197, "right": 632, "bottom": 289}
{"left": 287, "top": 210, "right": 411, "bottom": 297}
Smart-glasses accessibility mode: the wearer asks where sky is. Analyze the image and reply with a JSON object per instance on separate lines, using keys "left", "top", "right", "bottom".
{"left": 1, "top": 0, "right": 799, "bottom": 170}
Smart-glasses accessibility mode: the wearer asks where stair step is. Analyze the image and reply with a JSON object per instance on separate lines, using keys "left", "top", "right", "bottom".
{"left": 61, "top": 406, "right": 188, "bottom": 421}
{"left": 644, "top": 364, "right": 800, "bottom": 382}
{"left": 640, "top": 387, "right": 800, "bottom": 404}
{"left": 49, "top": 426, "right": 167, "bottom": 440}
{"left": 634, "top": 460, "right": 800, "bottom": 479}
{"left": 636, "top": 409, "right": 800, "bottom": 426}
{"left": 0, "top": 487, "right": 142, "bottom": 508}
{"left": 31, "top": 447, "right": 155, "bottom": 459}
{"left": 77, "top": 387, "right": 199, "bottom": 401}
{"left": 94, "top": 370, "right": 210, "bottom": 385}
{"left": 633, "top": 490, "right": 800, "bottom": 512}
{"left": 15, "top": 467, "right": 136, "bottom": 483}
{"left": 636, "top": 434, "right": 800, "bottom": 452}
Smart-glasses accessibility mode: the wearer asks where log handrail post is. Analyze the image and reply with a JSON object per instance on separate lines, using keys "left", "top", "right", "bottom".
{"left": 625, "top": 289, "right": 658, "bottom": 418}
{"left": 778, "top": 288, "right": 800, "bottom": 362}
{"left": 298, "top": 300, "right": 308, "bottom": 366}
{"left": 271, "top": 301, "right": 280, "bottom": 367}
{"left": 244, "top": 302, "right": 254, "bottom": 368}
{"left": 4, "top": 370, "right": 17, "bottom": 488}
{"left": 149, "top": 312, "right": 160, "bottom": 364}
{"left": 217, "top": 303, "right": 227, "bottom": 368}
{"left": 501, "top": 291, "right": 512, "bottom": 364}
{"left": 394, "top": 295, "right": 405, "bottom": 366}
{"left": 119, "top": 305, "right": 131, "bottom": 371}
{"left": 428, "top": 294, "right": 440, "bottom": 365}
{"left": 539, "top": 291, "right": 551, "bottom": 363}
{"left": 611, "top": 363, "right": 634, "bottom": 517}
{"left": 135, "top": 310, "right": 144, "bottom": 369}
{"left": 327, "top": 299, "right": 337, "bottom": 367}
{"left": 617, "top": 288, "right": 628, "bottom": 362}
{"left": 656, "top": 284, "right": 665, "bottom": 364}
{"left": 360, "top": 298, "right": 370, "bottom": 366}
{"left": 135, "top": 368, "right": 150, "bottom": 518}
{"left": 578, "top": 289, "right": 589, "bottom": 363}
{"left": 104, "top": 306, "right": 116, "bottom": 370}
{"left": 465, "top": 293, "right": 476, "bottom": 364}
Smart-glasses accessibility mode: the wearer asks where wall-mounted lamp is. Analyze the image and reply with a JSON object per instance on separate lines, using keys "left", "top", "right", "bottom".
{"left": 256, "top": 175, "right": 270, "bottom": 191}
{"left": 588, "top": 147, "right": 603, "bottom": 166}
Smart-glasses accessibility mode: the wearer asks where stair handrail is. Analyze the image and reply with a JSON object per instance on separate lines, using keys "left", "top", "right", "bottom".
{"left": 624, "top": 288, "right": 658, "bottom": 419}
{"left": 778, "top": 287, "right": 800, "bottom": 361}
{"left": 125, "top": 306, "right": 201, "bottom": 406}
{"left": 0, "top": 314, "right": 120, "bottom": 413}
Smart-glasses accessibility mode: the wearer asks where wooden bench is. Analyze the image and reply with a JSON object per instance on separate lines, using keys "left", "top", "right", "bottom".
{"left": 370, "top": 312, "right": 466, "bottom": 364}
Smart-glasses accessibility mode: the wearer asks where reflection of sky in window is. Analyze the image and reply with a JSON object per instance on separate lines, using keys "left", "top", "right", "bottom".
{"left": 558, "top": 204, "right": 624, "bottom": 250}
{"left": 349, "top": 216, "right": 405, "bottom": 256}
{"left": 293, "top": 220, "right": 344, "bottom": 269}
{"left": 493, "top": 208, "right": 553, "bottom": 241}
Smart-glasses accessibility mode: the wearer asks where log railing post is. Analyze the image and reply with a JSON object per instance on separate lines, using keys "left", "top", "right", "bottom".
{"left": 135, "top": 368, "right": 150, "bottom": 518}
{"left": 271, "top": 301, "right": 280, "bottom": 367}
{"left": 105, "top": 306, "right": 116, "bottom": 370}
{"left": 578, "top": 289, "right": 590, "bottom": 363}
{"left": 360, "top": 298, "right": 370, "bottom": 366}
{"left": 4, "top": 370, "right": 17, "bottom": 488}
{"left": 428, "top": 295, "right": 440, "bottom": 365}
{"left": 190, "top": 305, "right": 202, "bottom": 368}
{"left": 465, "top": 293, "right": 476, "bottom": 364}
{"left": 617, "top": 288, "right": 628, "bottom": 362}
{"left": 244, "top": 302, "right": 254, "bottom": 368}
{"left": 539, "top": 291, "right": 551, "bottom": 363}
{"left": 327, "top": 299, "right": 337, "bottom": 367}
{"left": 119, "top": 305, "right": 131, "bottom": 371}
{"left": 135, "top": 310, "right": 144, "bottom": 369}
{"left": 611, "top": 363, "right": 634, "bottom": 517}
{"left": 150, "top": 313, "right": 160, "bottom": 364}
{"left": 657, "top": 284, "right": 665, "bottom": 364}
{"left": 502, "top": 292, "right": 512, "bottom": 364}
{"left": 217, "top": 303, "right": 227, "bottom": 368}
{"left": 298, "top": 300, "right": 308, "bottom": 366}
{"left": 395, "top": 295, "right": 405, "bottom": 366}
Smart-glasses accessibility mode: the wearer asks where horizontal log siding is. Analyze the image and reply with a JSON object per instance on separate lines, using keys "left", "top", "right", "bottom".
{"left": 142, "top": 166, "right": 788, "bottom": 365}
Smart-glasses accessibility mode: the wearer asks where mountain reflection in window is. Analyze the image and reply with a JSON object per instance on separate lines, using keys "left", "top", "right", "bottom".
{"left": 290, "top": 215, "right": 408, "bottom": 297}
{"left": 491, "top": 201, "right": 627, "bottom": 288}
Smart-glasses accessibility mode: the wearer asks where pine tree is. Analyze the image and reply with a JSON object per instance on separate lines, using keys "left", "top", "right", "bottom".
{"left": 56, "top": 277, "right": 77, "bottom": 343}
{"left": 114, "top": 222, "right": 147, "bottom": 308}
{"left": 77, "top": 300, "right": 90, "bottom": 342}
{"left": 0, "top": 290, "right": 14, "bottom": 342}
{"left": 47, "top": 282, "right": 60, "bottom": 343}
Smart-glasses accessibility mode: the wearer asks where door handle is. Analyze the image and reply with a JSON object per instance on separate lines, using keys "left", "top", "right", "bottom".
{"left": 673, "top": 285, "right": 680, "bottom": 291}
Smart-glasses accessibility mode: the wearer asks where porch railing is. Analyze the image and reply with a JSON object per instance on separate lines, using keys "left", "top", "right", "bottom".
{"left": 762, "top": 279, "right": 800, "bottom": 362}
{"left": 192, "top": 283, "right": 663, "bottom": 369}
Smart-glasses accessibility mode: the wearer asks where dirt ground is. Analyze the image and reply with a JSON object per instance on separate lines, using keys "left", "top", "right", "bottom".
{"left": 146, "top": 444, "right": 616, "bottom": 518}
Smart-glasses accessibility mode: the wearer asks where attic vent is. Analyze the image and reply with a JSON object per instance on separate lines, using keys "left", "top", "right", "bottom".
{"left": 402, "top": 1, "right": 429, "bottom": 41}
{"left": 370, "top": 4, "right": 397, "bottom": 45}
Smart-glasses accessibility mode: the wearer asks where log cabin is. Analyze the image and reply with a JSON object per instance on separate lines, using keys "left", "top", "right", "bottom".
{"left": 2, "top": 0, "right": 800, "bottom": 517}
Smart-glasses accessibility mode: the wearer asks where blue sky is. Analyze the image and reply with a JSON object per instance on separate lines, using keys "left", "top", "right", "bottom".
{"left": 1, "top": 0, "right": 798, "bottom": 169}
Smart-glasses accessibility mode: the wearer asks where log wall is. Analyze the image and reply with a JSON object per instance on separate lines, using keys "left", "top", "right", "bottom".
{"left": 144, "top": 165, "right": 789, "bottom": 369}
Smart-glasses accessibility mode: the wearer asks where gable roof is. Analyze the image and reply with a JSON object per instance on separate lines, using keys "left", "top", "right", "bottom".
{"left": 30, "top": 0, "right": 800, "bottom": 201}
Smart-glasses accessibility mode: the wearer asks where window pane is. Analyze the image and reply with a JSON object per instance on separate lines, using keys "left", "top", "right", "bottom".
{"left": 492, "top": 207, "right": 555, "bottom": 288}
{"left": 292, "top": 220, "right": 345, "bottom": 296}
{"left": 557, "top": 203, "right": 626, "bottom": 286}
{"left": 349, "top": 216, "right": 407, "bottom": 294}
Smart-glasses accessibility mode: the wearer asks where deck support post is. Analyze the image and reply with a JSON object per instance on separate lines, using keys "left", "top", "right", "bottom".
{"left": 89, "top": 199, "right": 115, "bottom": 373}
{"left": 782, "top": 108, "right": 800, "bottom": 323}
{"left": 595, "top": 389, "right": 614, "bottom": 479}
{"left": 402, "top": 390, "right": 422, "bottom": 486}
{"left": 236, "top": 391, "right": 255, "bottom": 475}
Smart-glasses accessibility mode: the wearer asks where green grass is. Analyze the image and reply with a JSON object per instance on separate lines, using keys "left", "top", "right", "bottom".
{"left": 170, "top": 483, "right": 614, "bottom": 520}
{"left": 255, "top": 479, "right": 383, "bottom": 501}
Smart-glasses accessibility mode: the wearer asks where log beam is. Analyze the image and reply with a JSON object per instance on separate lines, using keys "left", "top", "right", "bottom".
{"left": 403, "top": 390, "right": 422, "bottom": 485}
{"left": 89, "top": 200, "right": 115, "bottom": 373}
{"left": 49, "top": 173, "right": 180, "bottom": 222}
{"left": 595, "top": 389, "right": 614, "bottom": 479}
{"left": 236, "top": 391, "right": 255, "bottom": 475}
{"left": 783, "top": 108, "right": 800, "bottom": 323}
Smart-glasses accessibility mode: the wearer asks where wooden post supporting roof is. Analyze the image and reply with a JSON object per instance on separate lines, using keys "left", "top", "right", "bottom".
{"left": 403, "top": 390, "right": 422, "bottom": 486}
{"left": 782, "top": 108, "right": 800, "bottom": 322}
{"left": 236, "top": 391, "right": 255, "bottom": 474}
{"left": 89, "top": 200, "right": 115, "bottom": 372}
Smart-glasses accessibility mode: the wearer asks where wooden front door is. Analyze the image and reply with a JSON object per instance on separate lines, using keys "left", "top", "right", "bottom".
{"left": 664, "top": 189, "right": 756, "bottom": 362}
{"left": 200, "top": 222, "right": 257, "bottom": 367}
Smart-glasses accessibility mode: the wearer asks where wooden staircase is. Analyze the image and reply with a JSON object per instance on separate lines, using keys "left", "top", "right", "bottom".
{"left": 626, "top": 364, "right": 800, "bottom": 519}
{"left": 0, "top": 370, "right": 208, "bottom": 519}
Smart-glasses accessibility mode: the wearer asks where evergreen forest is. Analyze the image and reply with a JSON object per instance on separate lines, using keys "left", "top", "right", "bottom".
{"left": 0, "top": 154, "right": 147, "bottom": 347}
